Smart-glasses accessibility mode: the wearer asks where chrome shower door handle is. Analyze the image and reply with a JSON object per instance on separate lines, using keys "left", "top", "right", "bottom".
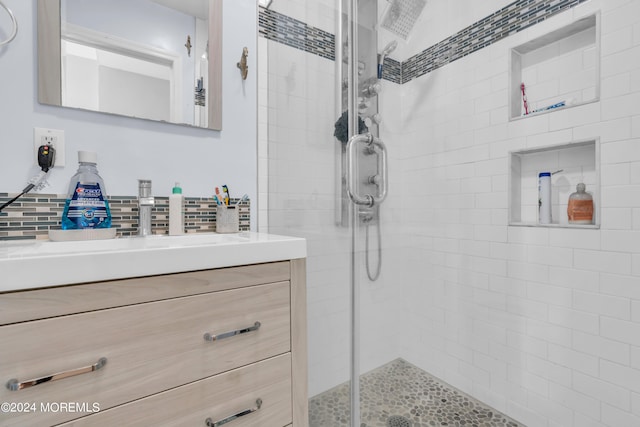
{"left": 346, "top": 133, "right": 388, "bottom": 207}
{"left": 370, "top": 136, "right": 388, "bottom": 205}
{"left": 346, "top": 133, "right": 374, "bottom": 206}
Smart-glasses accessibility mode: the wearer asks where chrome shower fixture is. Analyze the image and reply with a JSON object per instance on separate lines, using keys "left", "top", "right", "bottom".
{"left": 377, "top": 40, "right": 398, "bottom": 79}
{"left": 370, "top": 113, "right": 382, "bottom": 125}
{"left": 380, "top": 40, "right": 398, "bottom": 57}
{"left": 362, "top": 81, "right": 382, "bottom": 98}
{"left": 380, "top": 0, "right": 427, "bottom": 40}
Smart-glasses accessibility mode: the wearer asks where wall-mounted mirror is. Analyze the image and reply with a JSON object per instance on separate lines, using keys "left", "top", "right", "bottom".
{"left": 37, "top": 0, "right": 222, "bottom": 130}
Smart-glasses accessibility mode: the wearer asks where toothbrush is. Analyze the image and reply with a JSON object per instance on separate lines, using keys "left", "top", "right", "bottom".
{"left": 529, "top": 101, "right": 567, "bottom": 115}
{"left": 213, "top": 194, "right": 223, "bottom": 206}
{"left": 222, "top": 185, "right": 230, "bottom": 206}
{"left": 520, "top": 83, "right": 529, "bottom": 115}
{"left": 235, "top": 194, "right": 249, "bottom": 205}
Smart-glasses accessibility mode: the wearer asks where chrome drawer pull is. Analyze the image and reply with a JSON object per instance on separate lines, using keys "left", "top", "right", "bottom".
{"left": 205, "top": 398, "right": 262, "bottom": 427}
{"left": 203, "top": 321, "right": 261, "bottom": 342}
{"left": 6, "top": 357, "right": 107, "bottom": 391}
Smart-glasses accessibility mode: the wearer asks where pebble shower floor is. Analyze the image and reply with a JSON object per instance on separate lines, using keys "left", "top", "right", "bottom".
{"left": 308, "top": 359, "right": 524, "bottom": 427}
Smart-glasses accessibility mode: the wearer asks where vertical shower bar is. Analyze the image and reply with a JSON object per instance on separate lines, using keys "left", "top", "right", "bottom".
{"left": 347, "top": 0, "right": 361, "bottom": 426}
{"left": 335, "top": 0, "right": 345, "bottom": 226}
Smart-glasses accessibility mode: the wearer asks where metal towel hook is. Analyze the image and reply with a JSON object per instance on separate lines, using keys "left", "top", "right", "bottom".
{"left": 0, "top": 0, "right": 18, "bottom": 46}
{"left": 237, "top": 47, "right": 248, "bottom": 80}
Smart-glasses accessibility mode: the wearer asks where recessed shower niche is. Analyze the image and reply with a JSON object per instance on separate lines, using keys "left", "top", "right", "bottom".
{"left": 509, "top": 139, "right": 600, "bottom": 229}
{"left": 509, "top": 13, "right": 600, "bottom": 120}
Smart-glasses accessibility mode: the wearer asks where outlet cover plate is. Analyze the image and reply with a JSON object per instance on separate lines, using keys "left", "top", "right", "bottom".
{"left": 34, "top": 128, "right": 65, "bottom": 167}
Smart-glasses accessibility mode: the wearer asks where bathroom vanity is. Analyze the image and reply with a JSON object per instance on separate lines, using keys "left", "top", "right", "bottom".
{"left": 0, "top": 233, "right": 307, "bottom": 427}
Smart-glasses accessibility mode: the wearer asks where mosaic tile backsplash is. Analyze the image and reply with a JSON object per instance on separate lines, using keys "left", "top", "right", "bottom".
{"left": 0, "top": 193, "right": 250, "bottom": 241}
{"left": 259, "top": 0, "right": 589, "bottom": 84}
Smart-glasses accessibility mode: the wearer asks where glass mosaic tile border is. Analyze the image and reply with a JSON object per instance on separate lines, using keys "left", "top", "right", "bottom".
{"left": 382, "top": 58, "right": 402, "bottom": 85}
{"left": 0, "top": 193, "right": 250, "bottom": 241}
{"left": 259, "top": 6, "right": 335, "bottom": 61}
{"left": 259, "top": 0, "right": 588, "bottom": 84}
{"left": 401, "top": 0, "right": 590, "bottom": 83}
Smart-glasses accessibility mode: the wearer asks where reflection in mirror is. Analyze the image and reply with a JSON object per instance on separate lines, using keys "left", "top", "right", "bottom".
{"left": 37, "top": 0, "right": 222, "bottom": 130}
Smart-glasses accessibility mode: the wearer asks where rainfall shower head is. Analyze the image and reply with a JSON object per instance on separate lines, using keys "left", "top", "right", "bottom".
{"left": 380, "top": 0, "right": 427, "bottom": 40}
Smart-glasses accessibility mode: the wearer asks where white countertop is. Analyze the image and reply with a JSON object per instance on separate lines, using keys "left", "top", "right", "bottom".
{"left": 0, "top": 232, "right": 306, "bottom": 292}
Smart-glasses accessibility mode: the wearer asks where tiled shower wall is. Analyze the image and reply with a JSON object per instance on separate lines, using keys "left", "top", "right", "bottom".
{"left": 259, "top": 0, "right": 591, "bottom": 85}
{"left": 261, "top": 0, "right": 640, "bottom": 425}
{"left": 393, "top": 0, "right": 640, "bottom": 426}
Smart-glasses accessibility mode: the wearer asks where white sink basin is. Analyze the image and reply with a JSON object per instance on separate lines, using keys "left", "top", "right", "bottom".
{"left": 0, "top": 232, "right": 306, "bottom": 291}
{"left": 2, "top": 233, "right": 251, "bottom": 257}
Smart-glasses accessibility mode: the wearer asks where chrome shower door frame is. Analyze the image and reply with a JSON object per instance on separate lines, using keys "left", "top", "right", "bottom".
{"left": 345, "top": 1, "right": 361, "bottom": 425}
{"left": 344, "top": 1, "right": 388, "bottom": 426}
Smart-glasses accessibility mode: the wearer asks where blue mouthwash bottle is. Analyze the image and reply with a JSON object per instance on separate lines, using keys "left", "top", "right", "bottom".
{"left": 61, "top": 151, "right": 112, "bottom": 230}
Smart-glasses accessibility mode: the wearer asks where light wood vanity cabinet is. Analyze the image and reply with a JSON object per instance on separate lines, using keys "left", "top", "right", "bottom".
{"left": 0, "top": 259, "right": 308, "bottom": 427}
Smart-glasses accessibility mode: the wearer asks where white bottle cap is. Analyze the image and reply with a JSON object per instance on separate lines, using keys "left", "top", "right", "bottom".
{"left": 78, "top": 151, "right": 97, "bottom": 164}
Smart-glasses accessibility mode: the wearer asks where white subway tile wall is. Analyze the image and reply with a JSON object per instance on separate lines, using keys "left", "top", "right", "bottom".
{"left": 261, "top": 0, "right": 640, "bottom": 426}
{"left": 394, "top": 1, "right": 640, "bottom": 426}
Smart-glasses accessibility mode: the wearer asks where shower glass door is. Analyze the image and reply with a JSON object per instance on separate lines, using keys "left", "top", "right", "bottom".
{"left": 260, "top": 1, "right": 389, "bottom": 425}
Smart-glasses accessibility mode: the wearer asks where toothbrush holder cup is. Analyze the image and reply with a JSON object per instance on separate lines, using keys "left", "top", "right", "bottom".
{"left": 216, "top": 205, "right": 239, "bottom": 233}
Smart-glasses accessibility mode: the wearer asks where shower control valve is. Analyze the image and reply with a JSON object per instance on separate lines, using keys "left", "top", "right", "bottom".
{"left": 362, "top": 82, "right": 382, "bottom": 98}
{"left": 358, "top": 61, "right": 366, "bottom": 76}
{"left": 368, "top": 175, "right": 382, "bottom": 186}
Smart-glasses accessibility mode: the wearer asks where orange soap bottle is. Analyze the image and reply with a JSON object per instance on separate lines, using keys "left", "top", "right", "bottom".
{"left": 567, "top": 183, "right": 593, "bottom": 224}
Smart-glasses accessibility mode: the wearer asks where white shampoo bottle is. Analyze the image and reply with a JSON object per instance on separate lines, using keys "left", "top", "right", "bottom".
{"left": 169, "top": 182, "right": 184, "bottom": 235}
{"left": 538, "top": 172, "right": 552, "bottom": 224}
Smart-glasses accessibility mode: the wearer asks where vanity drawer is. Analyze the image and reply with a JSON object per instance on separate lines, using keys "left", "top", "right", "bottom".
{"left": 0, "top": 261, "right": 291, "bottom": 325}
{"left": 61, "top": 354, "right": 293, "bottom": 427}
{"left": 0, "top": 281, "right": 290, "bottom": 427}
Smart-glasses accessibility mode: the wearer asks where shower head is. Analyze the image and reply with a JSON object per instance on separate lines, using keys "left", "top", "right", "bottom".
{"left": 377, "top": 40, "right": 398, "bottom": 79}
{"left": 380, "top": 0, "right": 427, "bottom": 40}
{"left": 381, "top": 40, "right": 398, "bottom": 57}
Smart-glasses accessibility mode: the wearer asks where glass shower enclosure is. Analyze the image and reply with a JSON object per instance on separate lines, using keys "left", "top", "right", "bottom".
{"left": 260, "top": 0, "right": 394, "bottom": 425}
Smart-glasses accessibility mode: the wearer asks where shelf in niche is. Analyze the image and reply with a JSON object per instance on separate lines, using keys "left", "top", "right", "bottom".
{"left": 509, "top": 13, "right": 600, "bottom": 121}
{"left": 509, "top": 139, "right": 600, "bottom": 229}
{"left": 509, "top": 222, "right": 599, "bottom": 229}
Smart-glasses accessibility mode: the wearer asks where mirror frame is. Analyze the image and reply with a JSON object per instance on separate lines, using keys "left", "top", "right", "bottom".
{"left": 37, "top": 0, "right": 222, "bottom": 130}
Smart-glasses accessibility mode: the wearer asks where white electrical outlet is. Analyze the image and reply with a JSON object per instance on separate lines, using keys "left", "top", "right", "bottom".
{"left": 34, "top": 128, "right": 65, "bottom": 167}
